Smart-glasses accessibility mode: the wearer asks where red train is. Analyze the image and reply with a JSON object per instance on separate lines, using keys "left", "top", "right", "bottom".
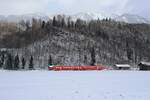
{"left": 48, "top": 65, "right": 108, "bottom": 71}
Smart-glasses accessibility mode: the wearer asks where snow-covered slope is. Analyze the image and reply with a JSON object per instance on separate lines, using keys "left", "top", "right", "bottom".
{"left": 115, "top": 14, "right": 150, "bottom": 24}
{"left": 0, "top": 15, "right": 6, "bottom": 21}
{"left": 69, "top": 12, "right": 149, "bottom": 23}
{"left": 71, "top": 12, "right": 118, "bottom": 21}
{"left": 0, "top": 12, "right": 149, "bottom": 24}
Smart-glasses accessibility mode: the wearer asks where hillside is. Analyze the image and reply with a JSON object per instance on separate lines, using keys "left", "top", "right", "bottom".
{"left": 0, "top": 17, "right": 150, "bottom": 69}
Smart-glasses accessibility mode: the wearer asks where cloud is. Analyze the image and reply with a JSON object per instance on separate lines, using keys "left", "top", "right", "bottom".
{"left": 46, "top": 0, "right": 130, "bottom": 15}
{"left": 0, "top": 0, "right": 149, "bottom": 19}
{"left": 0, "top": 0, "right": 49, "bottom": 15}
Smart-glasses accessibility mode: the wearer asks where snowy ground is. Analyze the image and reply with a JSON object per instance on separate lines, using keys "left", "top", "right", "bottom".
{"left": 0, "top": 70, "right": 150, "bottom": 100}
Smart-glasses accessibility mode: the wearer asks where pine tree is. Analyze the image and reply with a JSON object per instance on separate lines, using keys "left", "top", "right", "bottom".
{"left": 126, "top": 41, "right": 133, "bottom": 60}
{"left": 5, "top": 54, "right": 13, "bottom": 70}
{"left": 71, "top": 21, "right": 74, "bottom": 28}
{"left": 14, "top": 55, "right": 19, "bottom": 70}
{"left": 67, "top": 18, "right": 71, "bottom": 28}
{"left": 29, "top": 56, "right": 34, "bottom": 70}
{"left": 1, "top": 54, "right": 4, "bottom": 67}
{"left": 90, "top": 47, "right": 96, "bottom": 66}
{"left": 0, "top": 54, "right": 4, "bottom": 68}
{"left": 48, "top": 55, "right": 52, "bottom": 66}
{"left": 25, "top": 20, "right": 30, "bottom": 31}
{"left": 21, "top": 57, "right": 26, "bottom": 69}
{"left": 0, "top": 57, "right": 2, "bottom": 68}
{"left": 52, "top": 16, "right": 56, "bottom": 26}
{"left": 42, "top": 21, "right": 45, "bottom": 29}
{"left": 61, "top": 18, "right": 65, "bottom": 28}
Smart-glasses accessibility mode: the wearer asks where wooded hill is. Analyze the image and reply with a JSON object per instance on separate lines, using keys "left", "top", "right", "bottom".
{"left": 0, "top": 15, "right": 150, "bottom": 69}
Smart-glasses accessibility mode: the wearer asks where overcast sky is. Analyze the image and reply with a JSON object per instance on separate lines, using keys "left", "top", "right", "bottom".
{"left": 0, "top": 0, "right": 149, "bottom": 19}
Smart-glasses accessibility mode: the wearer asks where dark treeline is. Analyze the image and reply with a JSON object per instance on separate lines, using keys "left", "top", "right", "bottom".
{"left": 0, "top": 15, "right": 150, "bottom": 68}
{"left": 0, "top": 50, "right": 34, "bottom": 70}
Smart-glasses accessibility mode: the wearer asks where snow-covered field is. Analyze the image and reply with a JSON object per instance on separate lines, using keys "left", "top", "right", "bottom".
{"left": 0, "top": 70, "right": 150, "bottom": 100}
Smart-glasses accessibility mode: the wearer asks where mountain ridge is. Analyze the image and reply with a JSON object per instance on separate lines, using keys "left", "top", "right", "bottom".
{"left": 0, "top": 12, "right": 149, "bottom": 24}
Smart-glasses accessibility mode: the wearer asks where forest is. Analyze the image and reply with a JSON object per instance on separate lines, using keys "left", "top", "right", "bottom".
{"left": 0, "top": 15, "right": 150, "bottom": 69}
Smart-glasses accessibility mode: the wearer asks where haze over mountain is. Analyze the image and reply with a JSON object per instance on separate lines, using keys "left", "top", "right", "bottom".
{"left": 0, "top": 13, "right": 49, "bottom": 22}
{"left": 115, "top": 14, "right": 150, "bottom": 24}
{"left": 0, "top": 12, "right": 149, "bottom": 24}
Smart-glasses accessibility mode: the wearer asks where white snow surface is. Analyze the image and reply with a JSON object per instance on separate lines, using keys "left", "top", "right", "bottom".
{"left": 0, "top": 70, "right": 150, "bottom": 100}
